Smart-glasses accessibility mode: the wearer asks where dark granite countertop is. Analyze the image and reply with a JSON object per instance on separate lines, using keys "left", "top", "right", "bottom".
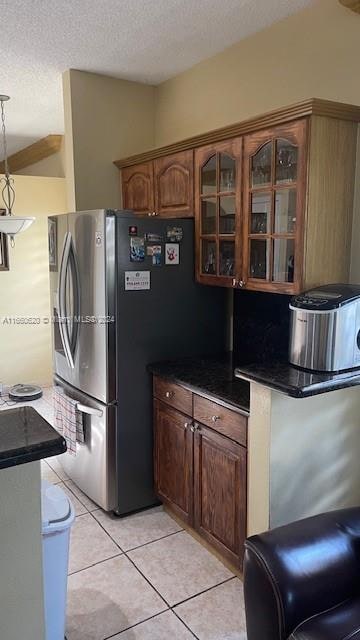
{"left": 235, "top": 361, "right": 360, "bottom": 398}
{"left": 149, "top": 354, "right": 250, "bottom": 415}
{"left": 0, "top": 406, "right": 66, "bottom": 470}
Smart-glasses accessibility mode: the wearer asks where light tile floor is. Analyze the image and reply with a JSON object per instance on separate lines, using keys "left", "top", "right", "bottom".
{"left": 1, "top": 387, "right": 247, "bottom": 639}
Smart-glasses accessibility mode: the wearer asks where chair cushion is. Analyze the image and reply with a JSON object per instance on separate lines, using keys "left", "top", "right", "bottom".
{"left": 289, "top": 595, "right": 360, "bottom": 640}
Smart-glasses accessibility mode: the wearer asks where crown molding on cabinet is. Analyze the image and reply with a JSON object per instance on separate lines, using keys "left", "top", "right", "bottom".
{"left": 114, "top": 98, "right": 360, "bottom": 169}
{"left": 339, "top": 0, "right": 360, "bottom": 14}
{"left": 0, "top": 134, "right": 63, "bottom": 174}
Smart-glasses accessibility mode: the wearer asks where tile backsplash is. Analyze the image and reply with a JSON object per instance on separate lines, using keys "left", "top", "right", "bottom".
{"left": 233, "top": 290, "right": 291, "bottom": 366}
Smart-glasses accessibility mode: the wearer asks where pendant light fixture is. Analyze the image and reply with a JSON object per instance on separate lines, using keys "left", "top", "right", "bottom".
{"left": 0, "top": 95, "right": 34, "bottom": 246}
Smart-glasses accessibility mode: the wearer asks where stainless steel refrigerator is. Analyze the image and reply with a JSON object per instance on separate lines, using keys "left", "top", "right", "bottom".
{"left": 50, "top": 209, "right": 226, "bottom": 515}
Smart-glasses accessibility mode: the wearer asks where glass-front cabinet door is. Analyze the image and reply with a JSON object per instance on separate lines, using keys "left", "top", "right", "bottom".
{"left": 242, "top": 120, "right": 307, "bottom": 293}
{"left": 195, "top": 139, "right": 242, "bottom": 286}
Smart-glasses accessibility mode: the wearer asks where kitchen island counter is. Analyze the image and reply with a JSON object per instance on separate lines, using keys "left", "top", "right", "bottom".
{"left": 0, "top": 406, "right": 66, "bottom": 470}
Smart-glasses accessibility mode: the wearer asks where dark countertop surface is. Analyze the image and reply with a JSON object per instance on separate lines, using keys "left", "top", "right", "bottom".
{"left": 0, "top": 406, "right": 66, "bottom": 470}
{"left": 149, "top": 354, "right": 250, "bottom": 415}
{"left": 235, "top": 361, "right": 360, "bottom": 398}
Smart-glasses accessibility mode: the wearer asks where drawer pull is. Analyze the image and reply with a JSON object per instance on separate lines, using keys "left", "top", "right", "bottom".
{"left": 184, "top": 422, "right": 191, "bottom": 430}
{"left": 165, "top": 391, "right": 174, "bottom": 399}
{"left": 211, "top": 415, "right": 220, "bottom": 423}
{"left": 190, "top": 424, "right": 200, "bottom": 433}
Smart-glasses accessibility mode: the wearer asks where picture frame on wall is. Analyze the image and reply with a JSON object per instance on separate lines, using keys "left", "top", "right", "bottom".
{"left": 0, "top": 209, "right": 9, "bottom": 271}
{"left": 48, "top": 216, "right": 57, "bottom": 271}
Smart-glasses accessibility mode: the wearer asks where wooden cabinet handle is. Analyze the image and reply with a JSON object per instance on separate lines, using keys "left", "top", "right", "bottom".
{"left": 211, "top": 415, "right": 220, "bottom": 423}
{"left": 165, "top": 391, "right": 174, "bottom": 399}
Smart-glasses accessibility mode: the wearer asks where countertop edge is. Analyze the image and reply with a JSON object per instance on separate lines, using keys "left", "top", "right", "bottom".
{"left": 149, "top": 365, "right": 250, "bottom": 416}
{"left": 0, "top": 437, "right": 67, "bottom": 470}
{"left": 234, "top": 370, "right": 360, "bottom": 399}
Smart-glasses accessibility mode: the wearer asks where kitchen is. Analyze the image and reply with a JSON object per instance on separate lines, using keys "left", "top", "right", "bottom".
{"left": 0, "top": 2, "right": 360, "bottom": 640}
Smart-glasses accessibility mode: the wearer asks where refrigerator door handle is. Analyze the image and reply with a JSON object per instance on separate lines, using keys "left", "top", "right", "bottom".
{"left": 68, "top": 238, "right": 81, "bottom": 359}
{"left": 76, "top": 403, "right": 103, "bottom": 418}
{"left": 59, "top": 232, "right": 75, "bottom": 369}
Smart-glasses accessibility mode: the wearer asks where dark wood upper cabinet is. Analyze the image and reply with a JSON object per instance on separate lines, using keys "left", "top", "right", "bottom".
{"left": 153, "top": 399, "right": 193, "bottom": 524}
{"left": 118, "top": 101, "right": 359, "bottom": 293}
{"left": 195, "top": 138, "right": 242, "bottom": 287}
{"left": 122, "top": 162, "right": 154, "bottom": 215}
{"left": 242, "top": 120, "right": 307, "bottom": 294}
{"left": 121, "top": 151, "right": 194, "bottom": 218}
{"left": 193, "top": 424, "right": 247, "bottom": 567}
{"left": 154, "top": 150, "right": 194, "bottom": 217}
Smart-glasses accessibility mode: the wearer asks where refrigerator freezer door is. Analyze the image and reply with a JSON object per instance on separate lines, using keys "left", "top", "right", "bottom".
{"left": 54, "top": 210, "right": 116, "bottom": 404}
{"left": 114, "top": 215, "right": 227, "bottom": 515}
{"left": 54, "top": 376, "right": 116, "bottom": 511}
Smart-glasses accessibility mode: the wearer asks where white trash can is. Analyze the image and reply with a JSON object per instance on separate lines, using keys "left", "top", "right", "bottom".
{"left": 41, "top": 479, "right": 75, "bottom": 640}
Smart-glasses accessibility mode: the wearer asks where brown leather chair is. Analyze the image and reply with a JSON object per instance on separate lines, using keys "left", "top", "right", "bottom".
{"left": 243, "top": 508, "right": 360, "bottom": 639}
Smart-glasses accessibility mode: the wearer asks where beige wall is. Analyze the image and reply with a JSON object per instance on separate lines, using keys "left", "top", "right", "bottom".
{"left": 350, "top": 127, "right": 360, "bottom": 283}
{"left": 270, "top": 386, "right": 360, "bottom": 528}
{"left": 15, "top": 139, "right": 65, "bottom": 178}
{"left": 155, "top": 0, "right": 360, "bottom": 146}
{"left": 0, "top": 175, "right": 67, "bottom": 386}
{"left": 0, "top": 462, "right": 45, "bottom": 640}
{"left": 63, "top": 69, "right": 156, "bottom": 211}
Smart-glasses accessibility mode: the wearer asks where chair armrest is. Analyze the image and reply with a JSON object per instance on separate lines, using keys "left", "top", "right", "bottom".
{"left": 244, "top": 507, "right": 360, "bottom": 640}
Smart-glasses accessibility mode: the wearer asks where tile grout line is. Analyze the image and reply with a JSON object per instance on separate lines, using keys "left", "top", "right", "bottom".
{"left": 172, "top": 575, "right": 237, "bottom": 608}
{"left": 62, "top": 483, "right": 240, "bottom": 638}
{"left": 102, "top": 608, "right": 174, "bottom": 640}
{"left": 87, "top": 510, "right": 172, "bottom": 609}
{"left": 68, "top": 551, "right": 123, "bottom": 577}
{"left": 63, "top": 480, "right": 97, "bottom": 512}
{"left": 66, "top": 509, "right": 240, "bottom": 639}
{"left": 171, "top": 608, "right": 200, "bottom": 639}
{"left": 89, "top": 510, "right": 237, "bottom": 610}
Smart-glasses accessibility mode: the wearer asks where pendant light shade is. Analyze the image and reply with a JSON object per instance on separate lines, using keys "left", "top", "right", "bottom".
{"left": 0, "top": 216, "right": 34, "bottom": 236}
{"left": 0, "top": 94, "right": 35, "bottom": 245}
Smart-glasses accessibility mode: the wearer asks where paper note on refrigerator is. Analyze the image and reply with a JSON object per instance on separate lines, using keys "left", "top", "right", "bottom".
{"left": 125, "top": 271, "right": 150, "bottom": 291}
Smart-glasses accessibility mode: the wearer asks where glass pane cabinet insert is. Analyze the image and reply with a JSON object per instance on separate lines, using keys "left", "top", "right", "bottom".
{"left": 197, "top": 140, "right": 241, "bottom": 284}
{"left": 244, "top": 121, "right": 305, "bottom": 291}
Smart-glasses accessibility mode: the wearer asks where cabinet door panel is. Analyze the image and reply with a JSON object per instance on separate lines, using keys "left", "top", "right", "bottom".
{"left": 154, "top": 150, "right": 194, "bottom": 217}
{"left": 242, "top": 120, "right": 307, "bottom": 294}
{"left": 154, "top": 400, "right": 193, "bottom": 523}
{"left": 194, "top": 425, "right": 247, "bottom": 567}
{"left": 195, "top": 139, "right": 242, "bottom": 288}
{"left": 122, "top": 162, "right": 154, "bottom": 214}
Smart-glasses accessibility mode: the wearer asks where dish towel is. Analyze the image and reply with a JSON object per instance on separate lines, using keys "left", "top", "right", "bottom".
{"left": 54, "top": 387, "right": 85, "bottom": 456}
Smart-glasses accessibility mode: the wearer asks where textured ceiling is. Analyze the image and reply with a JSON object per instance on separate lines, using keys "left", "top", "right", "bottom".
{"left": 0, "top": 0, "right": 315, "bottom": 156}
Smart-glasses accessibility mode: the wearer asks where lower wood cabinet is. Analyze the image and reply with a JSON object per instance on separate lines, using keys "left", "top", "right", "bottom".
{"left": 194, "top": 425, "right": 247, "bottom": 567}
{"left": 153, "top": 377, "right": 247, "bottom": 568}
{"left": 153, "top": 400, "right": 193, "bottom": 524}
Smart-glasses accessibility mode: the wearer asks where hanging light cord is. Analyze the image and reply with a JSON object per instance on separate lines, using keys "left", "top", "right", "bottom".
{"left": 0, "top": 98, "right": 15, "bottom": 216}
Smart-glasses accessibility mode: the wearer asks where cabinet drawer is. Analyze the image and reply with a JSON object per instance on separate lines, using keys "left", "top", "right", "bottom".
{"left": 154, "top": 377, "right": 192, "bottom": 415}
{"left": 193, "top": 395, "right": 247, "bottom": 446}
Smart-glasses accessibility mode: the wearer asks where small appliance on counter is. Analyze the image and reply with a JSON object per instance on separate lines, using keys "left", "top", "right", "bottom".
{"left": 289, "top": 283, "right": 360, "bottom": 373}
{"left": 9, "top": 383, "right": 43, "bottom": 401}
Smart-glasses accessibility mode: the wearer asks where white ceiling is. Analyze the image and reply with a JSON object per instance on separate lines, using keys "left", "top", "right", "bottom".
{"left": 1, "top": 0, "right": 315, "bottom": 157}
